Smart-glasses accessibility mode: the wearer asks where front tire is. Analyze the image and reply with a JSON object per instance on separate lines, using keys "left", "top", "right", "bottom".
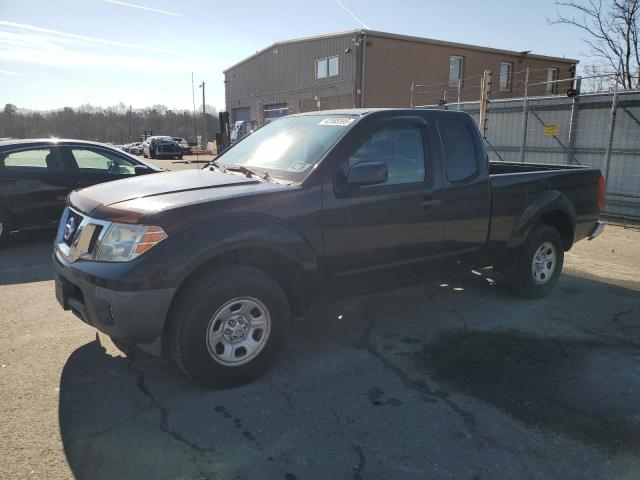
{"left": 168, "top": 265, "right": 291, "bottom": 388}
{"left": 507, "top": 224, "right": 564, "bottom": 298}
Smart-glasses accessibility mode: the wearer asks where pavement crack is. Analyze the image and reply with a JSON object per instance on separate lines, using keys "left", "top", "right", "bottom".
{"left": 350, "top": 443, "right": 365, "bottom": 480}
{"left": 127, "top": 355, "right": 215, "bottom": 456}
{"left": 360, "top": 312, "right": 478, "bottom": 437}
{"left": 268, "top": 382, "right": 294, "bottom": 410}
{"left": 611, "top": 309, "right": 638, "bottom": 330}
{"left": 577, "top": 326, "right": 640, "bottom": 350}
{"left": 426, "top": 287, "right": 468, "bottom": 332}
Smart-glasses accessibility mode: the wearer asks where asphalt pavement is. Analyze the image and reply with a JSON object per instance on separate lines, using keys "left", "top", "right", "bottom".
{"left": 1, "top": 172, "right": 639, "bottom": 479}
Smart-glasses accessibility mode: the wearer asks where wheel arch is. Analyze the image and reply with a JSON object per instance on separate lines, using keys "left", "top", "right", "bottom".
{"left": 156, "top": 213, "right": 321, "bottom": 355}
{"left": 507, "top": 189, "right": 576, "bottom": 252}
{"left": 161, "top": 244, "right": 313, "bottom": 356}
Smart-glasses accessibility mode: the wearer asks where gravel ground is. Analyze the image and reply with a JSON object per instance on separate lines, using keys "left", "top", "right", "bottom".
{"left": 1, "top": 168, "right": 639, "bottom": 479}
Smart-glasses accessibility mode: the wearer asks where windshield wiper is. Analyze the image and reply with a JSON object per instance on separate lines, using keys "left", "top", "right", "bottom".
{"left": 208, "top": 159, "right": 227, "bottom": 172}
{"left": 225, "top": 164, "right": 271, "bottom": 181}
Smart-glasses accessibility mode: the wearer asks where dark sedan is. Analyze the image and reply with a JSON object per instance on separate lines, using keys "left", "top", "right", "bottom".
{"left": 143, "top": 136, "right": 183, "bottom": 159}
{"left": 0, "top": 139, "right": 160, "bottom": 243}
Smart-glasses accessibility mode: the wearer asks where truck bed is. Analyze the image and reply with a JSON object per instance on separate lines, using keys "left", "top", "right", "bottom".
{"left": 489, "top": 161, "right": 588, "bottom": 175}
{"left": 486, "top": 160, "right": 602, "bottom": 267}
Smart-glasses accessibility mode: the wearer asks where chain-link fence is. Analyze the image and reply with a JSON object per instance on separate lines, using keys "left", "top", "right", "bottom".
{"left": 412, "top": 71, "right": 640, "bottom": 220}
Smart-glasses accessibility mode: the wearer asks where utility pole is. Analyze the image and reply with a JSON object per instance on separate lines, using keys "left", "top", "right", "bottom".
{"left": 128, "top": 105, "right": 132, "bottom": 142}
{"left": 478, "top": 70, "right": 492, "bottom": 139}
{"left": 604, "top": 71, "right": 620, "bottom": 181}
{"left": 191, "top": 72, "right": 198, "bottom": 145}
{"left": 520, "top": 67, "right": 530, "bottom": 162}
{"left": 200, "top": 81, "right": 208, "bottom": 148}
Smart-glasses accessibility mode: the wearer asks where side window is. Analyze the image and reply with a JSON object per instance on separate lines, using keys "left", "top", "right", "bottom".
{"left": 316, "top": 58, "right": 328, "bottom": 79}
{"left": 347, "top": 125, "right": 426, "bottom": 186}
{"left": 439, "top": 116, "right": 479, "bottom": 182}
{"left": 71, "top": 148, "right": 135, "bottom": 175}
{"left": 546, "top": 67, "right": 559, "bottom": 94}
{"left": 2, "top": 148, "right": 62, "bottom": 171}
{"left": 449, "top": 56, "right": 463, "bottom": 87}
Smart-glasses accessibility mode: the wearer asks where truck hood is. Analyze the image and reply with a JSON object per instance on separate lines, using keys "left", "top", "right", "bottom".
{"left": 69, "top": 168, "right": 288, "bottom": 222}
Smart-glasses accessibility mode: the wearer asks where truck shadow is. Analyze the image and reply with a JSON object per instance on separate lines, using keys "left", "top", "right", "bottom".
{"left": 58, "top": 271, "right": 640, "bottom": 480}
{"left": 0, "top": 230, "right": 56, "bottom": 285}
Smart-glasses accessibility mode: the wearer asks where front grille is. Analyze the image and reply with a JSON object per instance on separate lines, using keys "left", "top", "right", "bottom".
{"left": 56, "top": 208, "right": 112, "bottom": 263}
{"left": 63, "top": 210, "right": 85, "bottom": 246}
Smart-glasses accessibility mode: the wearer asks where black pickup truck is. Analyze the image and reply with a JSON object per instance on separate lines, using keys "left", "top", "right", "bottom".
{"left": 53, "top": 109, "right": 605, "bottom": 387}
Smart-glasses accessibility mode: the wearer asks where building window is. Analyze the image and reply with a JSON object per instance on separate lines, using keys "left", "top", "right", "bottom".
{"left": 316, "top": 58, "right": 328, "bottom": 79}
{"left": 328, "top": 55, "right": 339, "bottom": 77}
{"left": 316, "top": 55, "right": 339, "bottom": 79}
{"left": 499, "top": 62, "right": 512, "bottom": 91}
{"left": 449, "top": 56, "right": 463, "bottom": 87}
{"left": 547, "top": 68, "right": 559, "bottom": 94}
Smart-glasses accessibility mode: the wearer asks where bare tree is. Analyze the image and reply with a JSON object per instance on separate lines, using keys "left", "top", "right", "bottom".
{"left": 552, "top": 0, "right": 639, "bottom": 88}
{"left": 581, "top": 63, "right": 618, "bottom": 90}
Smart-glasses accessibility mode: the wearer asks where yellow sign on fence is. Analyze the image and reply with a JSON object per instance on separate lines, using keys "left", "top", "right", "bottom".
{"left": 544, "top": 124, "right": 559, "bottom": 136}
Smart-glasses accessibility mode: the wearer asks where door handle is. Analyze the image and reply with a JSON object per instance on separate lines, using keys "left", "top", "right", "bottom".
{"left": 419, "top": 198, "right": 442, "bottom": 209}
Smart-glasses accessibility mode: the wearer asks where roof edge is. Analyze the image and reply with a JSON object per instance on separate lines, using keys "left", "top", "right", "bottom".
{"left": 363, "top": 30, "right": 579, "bottom": 64}
{"left": 223, "top": 29, "right": 578, "bottom": 74}
{"left": 223, "top": 30, "right": 361, "bottom": 73}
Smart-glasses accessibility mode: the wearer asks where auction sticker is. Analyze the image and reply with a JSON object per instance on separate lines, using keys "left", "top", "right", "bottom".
{"left": 319, "top": 118, "right": 355, "bottom": 126}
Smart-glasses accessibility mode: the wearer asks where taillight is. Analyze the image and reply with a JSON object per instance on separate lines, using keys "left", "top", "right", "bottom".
{"left": 597, "top": 175, "right": 606, "bottom": 212}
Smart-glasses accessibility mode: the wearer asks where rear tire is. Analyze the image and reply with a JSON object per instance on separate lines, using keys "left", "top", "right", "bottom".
{"left": 0, "top": 209, "right": 12, "bottom": 246}
{"left": 507, "top": 224, "right": 564, "bottom": 298}
{"left": 168, "top": 265, "right": 291, "bottom": 388}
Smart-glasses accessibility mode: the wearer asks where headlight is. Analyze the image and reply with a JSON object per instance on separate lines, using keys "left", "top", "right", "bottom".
{"left": 94, "top": 223, "right": 167, "bottom": 262}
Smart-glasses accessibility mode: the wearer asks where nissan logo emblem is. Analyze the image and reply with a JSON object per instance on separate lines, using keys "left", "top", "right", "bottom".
{"left": 63, "top": 216, "right": 77, "bottom": 242}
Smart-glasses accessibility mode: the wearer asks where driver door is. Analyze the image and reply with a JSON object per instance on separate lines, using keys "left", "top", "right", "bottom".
{"left": 322, "top": 114, "right": 445, "bottom": 295}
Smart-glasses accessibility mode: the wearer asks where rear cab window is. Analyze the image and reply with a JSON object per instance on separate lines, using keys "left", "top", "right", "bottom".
{"left": 438, "top": 115, "right": 480, "bottom": 182}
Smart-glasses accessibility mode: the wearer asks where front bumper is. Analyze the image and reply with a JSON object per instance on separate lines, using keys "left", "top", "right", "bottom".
{"left": 588, "top": 221, "right": 605, "bottom": 240}
{"left": 54, "top": 248, "right": 176, "bottom": 355}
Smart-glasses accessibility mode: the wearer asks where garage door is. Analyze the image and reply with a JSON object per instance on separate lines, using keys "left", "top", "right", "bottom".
{"left": 232, "top": 107, "right": 251, "bottom": 123}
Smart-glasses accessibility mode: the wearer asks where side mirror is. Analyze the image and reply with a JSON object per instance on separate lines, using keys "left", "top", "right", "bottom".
{"left": 134, "top": 165, "right": 153, "bottom": 175}
{"left": 345, "top": 161, "right": 388, "bottom": 187}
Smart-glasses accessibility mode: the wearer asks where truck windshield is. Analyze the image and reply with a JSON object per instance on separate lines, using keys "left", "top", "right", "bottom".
{"left": 216, "top": 115, "right": 357, "bottom": 182}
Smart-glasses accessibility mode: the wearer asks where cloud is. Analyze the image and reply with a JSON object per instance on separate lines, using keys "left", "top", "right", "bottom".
{"left": 104, "top": 0, "right": 181, "bottom": 17}
{"left": 0, "top": 69, "right": 21, "bottom": 77}
{"left": 0, "top": 21, "right": 228, "bottom": 73}
{"left": 0, "top": 21, "right": 186, "bottom": 56}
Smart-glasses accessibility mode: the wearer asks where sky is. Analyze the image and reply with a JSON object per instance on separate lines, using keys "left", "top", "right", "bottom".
{"left": 0, "top": 0, "right": 584, "bottom": 112}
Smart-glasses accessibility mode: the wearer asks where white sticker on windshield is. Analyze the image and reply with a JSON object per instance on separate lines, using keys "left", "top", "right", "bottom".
{"left": 287, "top": 162, "right": 311, "bottom": 172}
{"left": 319, "top": 118, "right": 355, "bottom": 126}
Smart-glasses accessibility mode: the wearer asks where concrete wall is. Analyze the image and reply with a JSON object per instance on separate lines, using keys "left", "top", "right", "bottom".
{"left": 364, "top": 34, "right": 577, "bottom": 108}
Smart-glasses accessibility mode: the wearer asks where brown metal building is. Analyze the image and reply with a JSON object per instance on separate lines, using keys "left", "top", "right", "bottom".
{"left": 224, "top": 30, "right": 578, "bottom": 124}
